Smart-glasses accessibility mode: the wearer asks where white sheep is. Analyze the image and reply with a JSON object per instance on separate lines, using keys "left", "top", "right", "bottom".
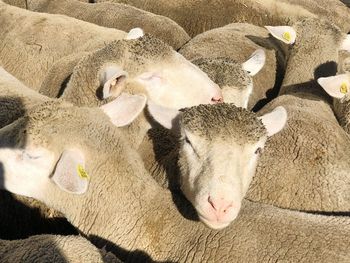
{"left": 0, "top": 1, "right": 223, "bottom": 112}
{"left": 0, "top": 100, "right": 348, "bottom": 262}
{"left": 0, "top": 71, "right": 286, "bottom": 230}
{"left": 0, "top": 66, "right": 149, "bottom": 238}
{"left": 246, "top": 18, "right": 350, "bottom": 212}
{"left": 179, "top": 22, "right": 287, "bottom": 109}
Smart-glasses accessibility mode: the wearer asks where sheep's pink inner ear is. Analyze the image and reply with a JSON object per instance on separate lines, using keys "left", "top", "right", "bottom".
{"left": 259, "top": 106, "right": 287, "bottom": 137}
{"left": 317, "top": 74, "right": 350, "bottom": 99}
{"left": 100, "top": 66, "right": 128, "bottom": 99}
{"left": 100, "top": 93, "right": 147, "bottom": 127}
{"left": 265, "top": 26, "right": 296, "bottom": 44}
{"left": 51, "top": 149, "right": 89, "bottom": 194}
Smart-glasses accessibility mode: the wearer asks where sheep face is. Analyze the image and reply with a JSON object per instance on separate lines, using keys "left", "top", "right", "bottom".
{"left": 178, "top": 130, "right": 266, "bottom": 230}
{"left": 191, "top": 50, "right": 266, "bottom": 109}
{"left": 192, "top": 58, "right": 253, "bottom": 108}
{"left": 64, "top": 34, "right": 222, "bottom": 110}
{"left": 148, "top": 103, "right": 287, "bottom": 229}
{"left": 0, "top": 97, "right": 149, "bottom": 198}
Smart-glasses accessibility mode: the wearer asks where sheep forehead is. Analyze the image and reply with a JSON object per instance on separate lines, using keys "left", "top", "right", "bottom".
{"left": 24, "top": 101, "right": 109, "bottom": 136}
{"left": 106, "top": 34, "right": 173, "bottom": 62}
{"left": 26, "top": 100, "right": 75, "bottom": 123}
{"left": 80, "top": 35, "right": 175, "bottom": 86}
{"left": 193, "top": 57, "right": 251, "bottom": 90}
{"left": 180, "top": 104, "right": 266, "bottom": 143}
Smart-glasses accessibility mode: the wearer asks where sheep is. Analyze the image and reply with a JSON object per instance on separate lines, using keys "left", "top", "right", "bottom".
{"left": 146, "top": 102, "right": 286, "bottom": 229}
{"left": 4, "top": 0, "right": 190, "bottom": 50}
{"left": 0, "top": 234, "right": 122, "bottom": 263}
{"left": 0, "top": 101, "right": 349, "bottom": 262}
{"left": 245, "top": 18, "right": 350, "bottom": 212}
{"left": 0, "top": 66, "right": 149, "bottom": 239}
{"left": 91, "top": 0, "right": 350, "bottom": 37}
{"left": 190, "top": 53, "right": 266, "bottom": 109}
{"left": 0, "top": 2, "right": 223, "bottom": 111}
{"left": 179, "top": 23, "right": 287, "bottom": 110}
{"left": 0, "top": 65, "right": 287, "bottom": 229}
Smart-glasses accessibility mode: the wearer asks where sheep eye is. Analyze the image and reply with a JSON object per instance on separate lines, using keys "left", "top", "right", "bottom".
{"left": 255, "top": 147, "right": 263, "bottom": 155}
{"left": 184, "top": 136, "right": 191, "bottom": 145}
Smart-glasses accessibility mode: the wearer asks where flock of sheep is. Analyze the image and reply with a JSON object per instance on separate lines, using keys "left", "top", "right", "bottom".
{"left": 0, "top": 0, "right": 350, "bottom": 262}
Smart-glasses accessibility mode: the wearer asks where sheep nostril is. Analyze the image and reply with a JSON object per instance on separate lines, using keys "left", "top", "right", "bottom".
{"left": 211, "top": 96, "right": 223, "bottom": 104}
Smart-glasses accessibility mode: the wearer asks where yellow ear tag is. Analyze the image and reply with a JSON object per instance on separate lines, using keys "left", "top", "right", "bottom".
{"left": 340, "top": 82, "right": 348, "bottom": 94}
{"left": 282, "top": 31, "right": 291, "bottom": 42}
{"left": 77, "top": 164, "right": 89, "bottom": 180}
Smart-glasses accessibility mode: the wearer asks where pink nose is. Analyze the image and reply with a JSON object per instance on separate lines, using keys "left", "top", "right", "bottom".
{"left": 208, "top": 196, "right": 233, "bottom": 220}
{"left": 211, "top": 87, "right": 224, "bottom": 104}
{"left": 211, "top": 95, "right": 223, "bottom": 104}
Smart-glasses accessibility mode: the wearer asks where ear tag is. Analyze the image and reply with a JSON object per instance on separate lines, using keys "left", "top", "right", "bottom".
{"left": 77, "top": 164, "right": 89, "bottom": 180}
{"left": 340, "top": 82, "right": 348, "bottom": 94}
{"left": 282, "top": 31, "right": 291, "bottom": 42}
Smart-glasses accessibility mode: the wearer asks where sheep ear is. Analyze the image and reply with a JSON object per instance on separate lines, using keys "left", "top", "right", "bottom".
{"left": 100, "top": 66, "right": 128, "bottom": 99}
{"left": 100, "top": 93, "right": 147, "bottom": 127}
{"left": 242, "top": 49, "right": 266, "bottom": 76}
{"left": 259, "top": 106, "right": 287, "bottom": 137}
{"left": 147, "top": 101, "right": 181, "bottom": 131}
{"left": 340, "top": 34, "right": 350, "bottom": 52}
{"left": 51, "top": 149, "right": 89, "bottom": 195}
{"left": 265, "top": 26, "right": 296, "bottom": 44}
{"left": 126, "top": 28, "right": 144, "bottom": 40}
{"left": 317, "top": 74, "right": 350, "bottom": 99}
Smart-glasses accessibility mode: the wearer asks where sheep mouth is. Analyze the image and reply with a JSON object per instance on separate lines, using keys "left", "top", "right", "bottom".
{"left": 198, "top": 215, "right": 232, "bottom": 230}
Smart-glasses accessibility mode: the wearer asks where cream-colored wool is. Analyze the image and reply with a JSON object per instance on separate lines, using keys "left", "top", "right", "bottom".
{"left": 179, "top": 23, "right": 286, "bottom": 109}
{"left": 0, "top": 2, "right": 222, "bottom": 112}
{"left": 91, "top": 0, "right": 350, "bottom": 37}
{"left": 0, "top": 1, "right": 126, "bottom": 91}
{"left": 0, "top": 103, "right": 348, "bottom": 262}
{"left": 246, "top": 18, "right": 350, "bottom": 211}
{"left": 4, "top": 0, "right": 190, "bottom": 50}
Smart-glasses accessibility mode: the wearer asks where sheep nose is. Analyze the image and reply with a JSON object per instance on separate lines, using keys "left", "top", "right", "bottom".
{"left": 208, "top": 196, "right": 233, "bottom": 218}
{"left": 211, "top": 95, "right": 223, "bottom": 104}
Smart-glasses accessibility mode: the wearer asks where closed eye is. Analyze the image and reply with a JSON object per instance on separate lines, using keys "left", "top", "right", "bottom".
{"left": 183, "top": 136, "right": 200, "bottom": 158}
{"left": 255, "top": 147, "right": 263, "bottom": 155}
